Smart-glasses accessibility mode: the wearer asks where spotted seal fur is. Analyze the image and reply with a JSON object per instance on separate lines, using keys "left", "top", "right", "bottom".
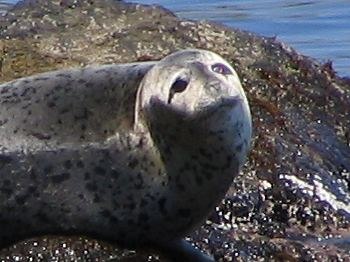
{"left": 0, "top": 49, "right": 252, "bottom": 261}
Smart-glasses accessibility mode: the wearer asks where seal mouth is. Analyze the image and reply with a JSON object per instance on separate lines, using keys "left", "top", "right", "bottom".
{"left": 146, "top": 95, "right": 244, "bottom": 127}
{"left": 150, "top": 95, "right": 241, "bottom": 111}
{"left": 193, "top": 96, "right": 243, "bottom": 120}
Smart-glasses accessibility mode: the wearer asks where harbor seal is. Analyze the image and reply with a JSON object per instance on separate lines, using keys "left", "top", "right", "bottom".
{"left": 0, "top": 49, "right": 252, "bottom": 261}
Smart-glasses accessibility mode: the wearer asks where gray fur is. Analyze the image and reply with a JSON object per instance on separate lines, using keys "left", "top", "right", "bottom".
{"left": 0, "top": 49, "right": 252, "bottom": 261}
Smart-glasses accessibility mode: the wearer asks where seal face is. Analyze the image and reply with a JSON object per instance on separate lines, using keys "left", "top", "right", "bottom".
{"left": 0, "top": 49, "right": 251, "bottom": 258}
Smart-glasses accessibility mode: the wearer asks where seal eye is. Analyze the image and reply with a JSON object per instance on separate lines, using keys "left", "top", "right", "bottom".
{"left": 168, "top": 78, "right": 188, "bottom": 104}
{"left": 211, "top": 63, "right": 232, "bottom": 75}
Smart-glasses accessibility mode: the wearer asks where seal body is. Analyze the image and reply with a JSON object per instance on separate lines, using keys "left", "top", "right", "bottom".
{"left": 0, "top": 49, "right": 251, "bottom": 259}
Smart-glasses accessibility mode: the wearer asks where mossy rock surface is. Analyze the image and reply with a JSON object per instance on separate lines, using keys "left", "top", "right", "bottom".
{"left": 0, "top": 0, "right": 349, "bottom": 261}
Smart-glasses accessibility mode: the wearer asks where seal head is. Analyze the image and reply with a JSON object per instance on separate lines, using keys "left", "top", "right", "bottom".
{"left": 134, "top": 49, "right": 252, "bottom": 240}
{"left": 136, "top": 49, "right": 251, "bottom": 167}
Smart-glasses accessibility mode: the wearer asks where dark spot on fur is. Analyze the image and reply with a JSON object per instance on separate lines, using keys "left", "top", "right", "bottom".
{"left": 76, "top": 160, "right": 84, "bottom": 168}
{"left": 101, "top": 209, "right": 119, "bottom": 223}
{"left": 128, "top": 158, "right": 139, "bottom": 169}
{"left": 177, "top": 208, "right": 191, "bottom": 218}
{"left": 235, "top": 143, "right": 243, "bottom": 152}
{"left": 158, "top": 197, "right": 167, "bottom": 216}
{"left": 50, "top": 172, "right": 70, "bottom": 184}
{"left": 43, "top": 165, "right": 53, "bottom": 174}
{"left": 15, "top": 195, "right": 27, "bottom": 205}
{"left": 60, "top": 107, "right": 70, "bottom": 114}
{"left": 195, "top": 175, "right": 203, "bottom": 185}
{"left": 29, "top": 169, "right": 37, "bottom": 180}
{"left": 110, "top": 169, "right": 120, "bottom": 178}
{"left": 34, "top": 211, "right": 50, "bottom": 223}
{"left": 47, "top": 101, "right": 56, "bottom": 108}
{"left": 176, "top": 182, "right": 186, "bottom": 192}
{"left": 1, "top": 187, "right": 13, "bottom": 196}
{"left": 145, "top": 193, "right": 156, "bottom": 201}
{"left": 35, "top": 77, "right": 49, "bottom": 81}
{"left": 113, "top": 199, "right": 120, "bottom": 209}
{"left": 28, "top": 185, "right": 37, "bottom": 194}
{"left": 201, "top": 162, "right": 220, "bottom": 171}
{"left": 118, "top": 231, "right": 126, "bottom": 239}
{"left": 136, "top": 138, "right": 145, "bottom": 148}
{"left": 0, "top": 118, "right": 9, "bottom": 126}
{"left": 0, "top": 155, "right": 12, "bottom": 168}
{"left": 101, "top": 149, "right": 111, "bottom": 160}
{"left": 203, "top": 171, "right": 213, "bottom": 180}
{"left": 86, "top": 182, "right": 97, "bottom": 191}
{"left": 140, "top": 198, "right": 148, "bottom": 208}
{"left": 163, "top": 145, "right": 172, "bottom": 157}
{"left": 127, "top": 219, "right": 135, "bottom": 226}
{"left": 84, "top": 172, "right": 90, "bottom": 180}
{"left": 223, "top": 155, "right": 233, "bottom": 170}
{"left": 134, "top": 173, "right": 144, "bottom": 190}
{"left": 243, "top": 139, "right": 248, "bottom": 147}
{"left": 199, "top": 147, "right": 213, "bottom": 160}
{"left": 3, "top": 179, "right": 11, "bottom": 186}
{"left": 141, "top": 224, "right": 150, "bottom": 231}
{"left": 100, "top": 209, "right": 111, "bottom": 218}
{"left": 123, "top": 202, "right": 136, "bottom": 210}
{"left": 94, "top": 166, "right": 106, "bottom": 175}
{"left": 93, "top": 194, "right": 101, "bottom": 203}
{"left": 64, "top": 160, "right": 72, "bottom": 169}
{"left": 191, "top": 154, "right": 199, "bottom": 160}
{"left": 138, "top": 212, "right": 149, "bottom": 222}
{"left": 109, "top": 216, "right": 119, "bottom": 223}
{"left": 31, "top": 132, "right": 51, "bottom": 140}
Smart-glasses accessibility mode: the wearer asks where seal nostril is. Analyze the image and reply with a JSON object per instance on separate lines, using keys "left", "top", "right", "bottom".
{"left": 168, "top": 78, "right": 188, "bottom": 104}
{"left": 211, "top": 63, "right": 232, "bottom": 75}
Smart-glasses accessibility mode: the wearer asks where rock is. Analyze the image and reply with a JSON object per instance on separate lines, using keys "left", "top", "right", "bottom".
{"left": 0, "top": 0, "right": 349, "bottom": 261}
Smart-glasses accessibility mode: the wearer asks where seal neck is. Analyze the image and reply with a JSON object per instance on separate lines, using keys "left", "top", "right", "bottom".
{"left": 143, "top": 109, "right": 241, "bottom": 237}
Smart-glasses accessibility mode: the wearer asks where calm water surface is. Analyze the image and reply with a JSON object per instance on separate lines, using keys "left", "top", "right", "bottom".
{"left": 2, "top": 0, "right": 350, "bottom": 76}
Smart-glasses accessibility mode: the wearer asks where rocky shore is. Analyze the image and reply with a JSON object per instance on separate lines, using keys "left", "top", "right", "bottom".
{"left": 0, "top": 0, "right": 349, "bottom": 261}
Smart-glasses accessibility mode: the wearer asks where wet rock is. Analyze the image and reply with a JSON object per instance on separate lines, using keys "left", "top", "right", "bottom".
{"left": 0, "top": 0, "right": 349, "bottom": 261}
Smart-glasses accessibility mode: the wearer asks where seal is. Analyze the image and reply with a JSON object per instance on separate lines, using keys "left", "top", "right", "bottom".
{"left": 0, "top": 49, "right": 252, "bottom": 261}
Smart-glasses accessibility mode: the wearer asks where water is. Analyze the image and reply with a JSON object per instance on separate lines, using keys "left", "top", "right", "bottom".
{"left": 1, "top": 0, "right": 350, "bottom": 77}
{"left": 127, "top": 0, "right": 350, "bottom": 77}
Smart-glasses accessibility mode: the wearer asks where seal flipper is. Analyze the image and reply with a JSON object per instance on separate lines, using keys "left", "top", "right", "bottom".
{"left": 157, "top": 239, "right": 214, "bottom": 262}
